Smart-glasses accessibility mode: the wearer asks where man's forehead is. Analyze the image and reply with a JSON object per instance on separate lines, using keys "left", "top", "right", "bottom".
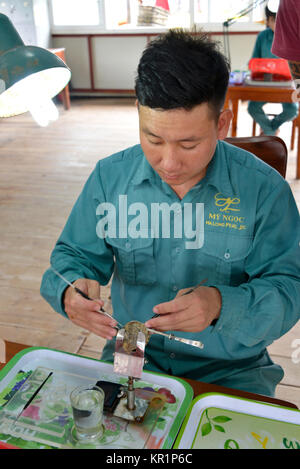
{"left": 138, "top": 102, "right": 217, "bottom": 121}
{"left": 138, "top": 103, "right": 218, "bottom": 138}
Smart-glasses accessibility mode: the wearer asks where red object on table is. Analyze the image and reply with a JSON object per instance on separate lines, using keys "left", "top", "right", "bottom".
{"left": 248, "top": 58, "right": 292, "bottom": 82}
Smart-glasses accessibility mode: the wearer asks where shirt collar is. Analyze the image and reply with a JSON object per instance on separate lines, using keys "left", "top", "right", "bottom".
{"left": 131, "top": 147, "right": 159, "bottom": 186}
{"left": 203, "top": 140, "right": 235, "bottom": 197}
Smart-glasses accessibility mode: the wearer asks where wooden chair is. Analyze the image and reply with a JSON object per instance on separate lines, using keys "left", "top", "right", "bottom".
{"left": 225, "top": 135, "right": 288, "bottom": 178}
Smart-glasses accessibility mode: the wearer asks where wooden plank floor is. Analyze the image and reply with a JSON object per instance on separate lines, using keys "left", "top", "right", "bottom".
{"left": 0, "top": 97, "right": 299, "bottom": 407}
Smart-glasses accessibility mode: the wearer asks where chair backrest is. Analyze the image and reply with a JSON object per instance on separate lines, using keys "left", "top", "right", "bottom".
{"left": 225, "top": 136, "right": 287, "bottom": 178}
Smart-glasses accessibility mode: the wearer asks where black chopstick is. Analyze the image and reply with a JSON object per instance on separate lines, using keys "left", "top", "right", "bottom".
{"left": 14, "top": 371, "right": 53, "bottom": 423}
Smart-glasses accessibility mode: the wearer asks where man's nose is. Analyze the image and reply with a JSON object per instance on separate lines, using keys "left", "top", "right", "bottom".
{"left": 161, "top": 146, "right": 181, "bottom": 172}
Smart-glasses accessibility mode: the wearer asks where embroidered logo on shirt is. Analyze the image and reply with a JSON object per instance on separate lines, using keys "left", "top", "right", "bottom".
{"left": 214, "top": 193, "right": 240, "bottom": 212}
{"left": 205, "top": 193, "right": 247, "bottom": 231}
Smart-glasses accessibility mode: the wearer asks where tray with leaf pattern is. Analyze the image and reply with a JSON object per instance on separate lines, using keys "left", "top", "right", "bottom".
{"left": 174, "top": 393, "right": 300, "bottom": 449}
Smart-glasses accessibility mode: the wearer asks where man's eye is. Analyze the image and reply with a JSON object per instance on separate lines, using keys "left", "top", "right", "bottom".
{"left": 149, "top": 140, "right": 162, "bottom": 145}
{"left": 182, "top": 144, "right": 197, "bottom": 150}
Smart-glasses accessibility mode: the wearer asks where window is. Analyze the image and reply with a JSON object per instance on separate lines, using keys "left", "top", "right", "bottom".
{"left": 104, "top": 0, "right": 191, "bottom": 30}
{"left": 50, "top": 0, "right": 103, "bottom": 26}
{"left": 104, "top": 0, "right": 136, "bottom": 29}
{"left": 211, "top": 0, "right": 254, "bottom": 23}
{"left": 168, "top": 0, "right": 191, "bottom": 29}
{"left": 49, "top": 0, "right": 266, "bottom": 31}
{"left": 194, "top": 1, "right": 209, "bottom": 23}
{"left": 194, "top": 0, "right": 265, "bottom": 25}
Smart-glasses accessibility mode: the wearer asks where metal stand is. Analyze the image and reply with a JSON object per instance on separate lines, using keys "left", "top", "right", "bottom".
{"left": 113, "top": 325, "right": 150, "bottom": 422}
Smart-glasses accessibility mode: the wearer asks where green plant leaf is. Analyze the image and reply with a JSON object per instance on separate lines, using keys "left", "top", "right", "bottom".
{"left": 201, "top": 422, "right": 212, "bottom": 437}
{"left": 212, "top": 416, "right": 232, "bottom": 423}
{"left": 214, "top": 425, "right": 225, "bottom": 433}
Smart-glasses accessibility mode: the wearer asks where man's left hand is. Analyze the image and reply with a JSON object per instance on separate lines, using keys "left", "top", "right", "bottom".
{"left": 144, "top": 286, "right": 222, "bottom": 332}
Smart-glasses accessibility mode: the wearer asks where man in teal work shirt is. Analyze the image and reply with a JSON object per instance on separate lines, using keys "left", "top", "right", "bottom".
{"left": 41, "top": 30, "right": 300, "bottom": 397}
{"left": 247, "top": 6, "right": 298, "bottom": 135}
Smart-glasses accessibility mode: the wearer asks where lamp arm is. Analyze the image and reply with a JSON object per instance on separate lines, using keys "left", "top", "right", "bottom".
{"left": 223, "top": 0, "right": 267, "bottom": 27}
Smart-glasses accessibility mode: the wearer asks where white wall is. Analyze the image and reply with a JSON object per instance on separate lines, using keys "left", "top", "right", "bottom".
{"left": 212, "top": 34, "right": 257, "bottom": 70}
{"left": 52, "top": 36, "right": 91, "bottom": 89}
{"left": 0, "top": 0, "right": 51, "bottom": 47}
{"left": 53, "top": 32, "right": 258, "bottom": 94}
{"left": 92, "top": 36, "right": 147, "bottom": 89}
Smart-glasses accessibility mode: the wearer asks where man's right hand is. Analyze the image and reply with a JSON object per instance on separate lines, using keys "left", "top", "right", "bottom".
{"left": 63, "top": 278, "right": 118, "bottom": 340}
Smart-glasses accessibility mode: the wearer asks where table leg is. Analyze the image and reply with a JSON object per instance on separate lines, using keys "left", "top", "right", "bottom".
{"left": 231, "top": 99, "right": 239, "bottom": 137}
{"left": 60, "top": 86, "right": 71, "bottom": 111}
{"left": 297, "top": 127, "right": 300, "bottom": 179}
{"left": 0, "top": 339, "right": 5, "bottom": 364}
{"left": 224, "top": 94, "right": 230, "bottom": 110}
{"left": 294, "top": 114, "right": 300, "bottom": 179}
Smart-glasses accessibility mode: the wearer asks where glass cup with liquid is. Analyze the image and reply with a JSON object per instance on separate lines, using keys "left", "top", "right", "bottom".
{"left": 70, "top": 384, "right": 105, "bottom": 442}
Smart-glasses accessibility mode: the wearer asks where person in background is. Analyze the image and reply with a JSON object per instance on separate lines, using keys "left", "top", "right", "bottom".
{"left": 247, "top": 6, "right": 298, "bottom": 136}
{"left": 272, "top": 0, "right": 300, "bottom": 88}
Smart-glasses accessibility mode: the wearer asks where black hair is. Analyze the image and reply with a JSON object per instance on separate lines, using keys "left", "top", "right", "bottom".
{"left": 135, "top": 29, "right": 230, "bottom": 118}
{"left": 265, "top": 6, "right": 276, "bottom": 20}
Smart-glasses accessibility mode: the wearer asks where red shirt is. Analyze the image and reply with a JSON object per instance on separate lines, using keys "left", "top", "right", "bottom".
{"left": 272, "top": 0, "right": 300, "bottom": 60}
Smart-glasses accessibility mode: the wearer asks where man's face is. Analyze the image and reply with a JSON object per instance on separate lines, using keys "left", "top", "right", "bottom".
{"left": 138, "top": 102, "right": 231, "bottom": 198}
{"left": 266, "top": 16, "right": 276, "bottom": 31}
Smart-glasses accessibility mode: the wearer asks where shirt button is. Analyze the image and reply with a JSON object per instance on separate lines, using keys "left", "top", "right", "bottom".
{"left": 169, "top": 352, "right": 176, "bottom": 359}
{"left": 172, "top": 285, "right": 178, "bottom": 291}
{"left": 224, "top": 252, "right": 231, "bottom": 260}
{"left": 125, "top": 242, "right": 131, "bottom": 250}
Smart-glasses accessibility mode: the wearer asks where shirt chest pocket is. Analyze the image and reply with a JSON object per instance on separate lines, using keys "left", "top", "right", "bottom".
{"left": 200, "top": 231, "right": 253, "bottom": 285}
{"left": 106, "top": 235, "right": 156, "bottom": 285}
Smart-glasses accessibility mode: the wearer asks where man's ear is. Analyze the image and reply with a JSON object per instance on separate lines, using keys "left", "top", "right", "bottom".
{"left": 217, "top": 109, "right": 233, "bottom": 140}
{"left": 135, "top": 99, "right": 139, "bottom": 110}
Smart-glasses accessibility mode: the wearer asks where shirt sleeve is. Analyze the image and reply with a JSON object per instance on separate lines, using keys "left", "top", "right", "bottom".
{"left": 272, "top": 0, "right": 300, "bottom": 61}
{"left": 40, "top": 162, "right": 115, "bottom": 317}
{"left": 212, "top": 179, "right": 300, "bottom": 348}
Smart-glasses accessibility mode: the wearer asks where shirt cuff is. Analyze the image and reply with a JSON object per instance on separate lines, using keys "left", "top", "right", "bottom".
{"left": 210, "top": 285, "right": 245, "bottom": 336}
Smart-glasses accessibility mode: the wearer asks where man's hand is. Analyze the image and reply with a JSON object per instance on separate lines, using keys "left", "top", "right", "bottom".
{"left": 145, "top": 286, "right": 222, "bottom": 333}
{"left": 289, "top": 61, "right": 300, "bottom": 104}
{"left": 64, "top": 278, "right": 118, "bottom": 340}
{"left": 289, "top": 60, "right": 300, "bottom": 82}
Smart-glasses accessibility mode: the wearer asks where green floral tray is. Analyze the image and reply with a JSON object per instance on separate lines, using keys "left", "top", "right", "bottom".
{"left": 0, "top": 347, "right": 193, "bottom": 449}
{"left": 174, "top": 393, "right": 300, "bottom": 449}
